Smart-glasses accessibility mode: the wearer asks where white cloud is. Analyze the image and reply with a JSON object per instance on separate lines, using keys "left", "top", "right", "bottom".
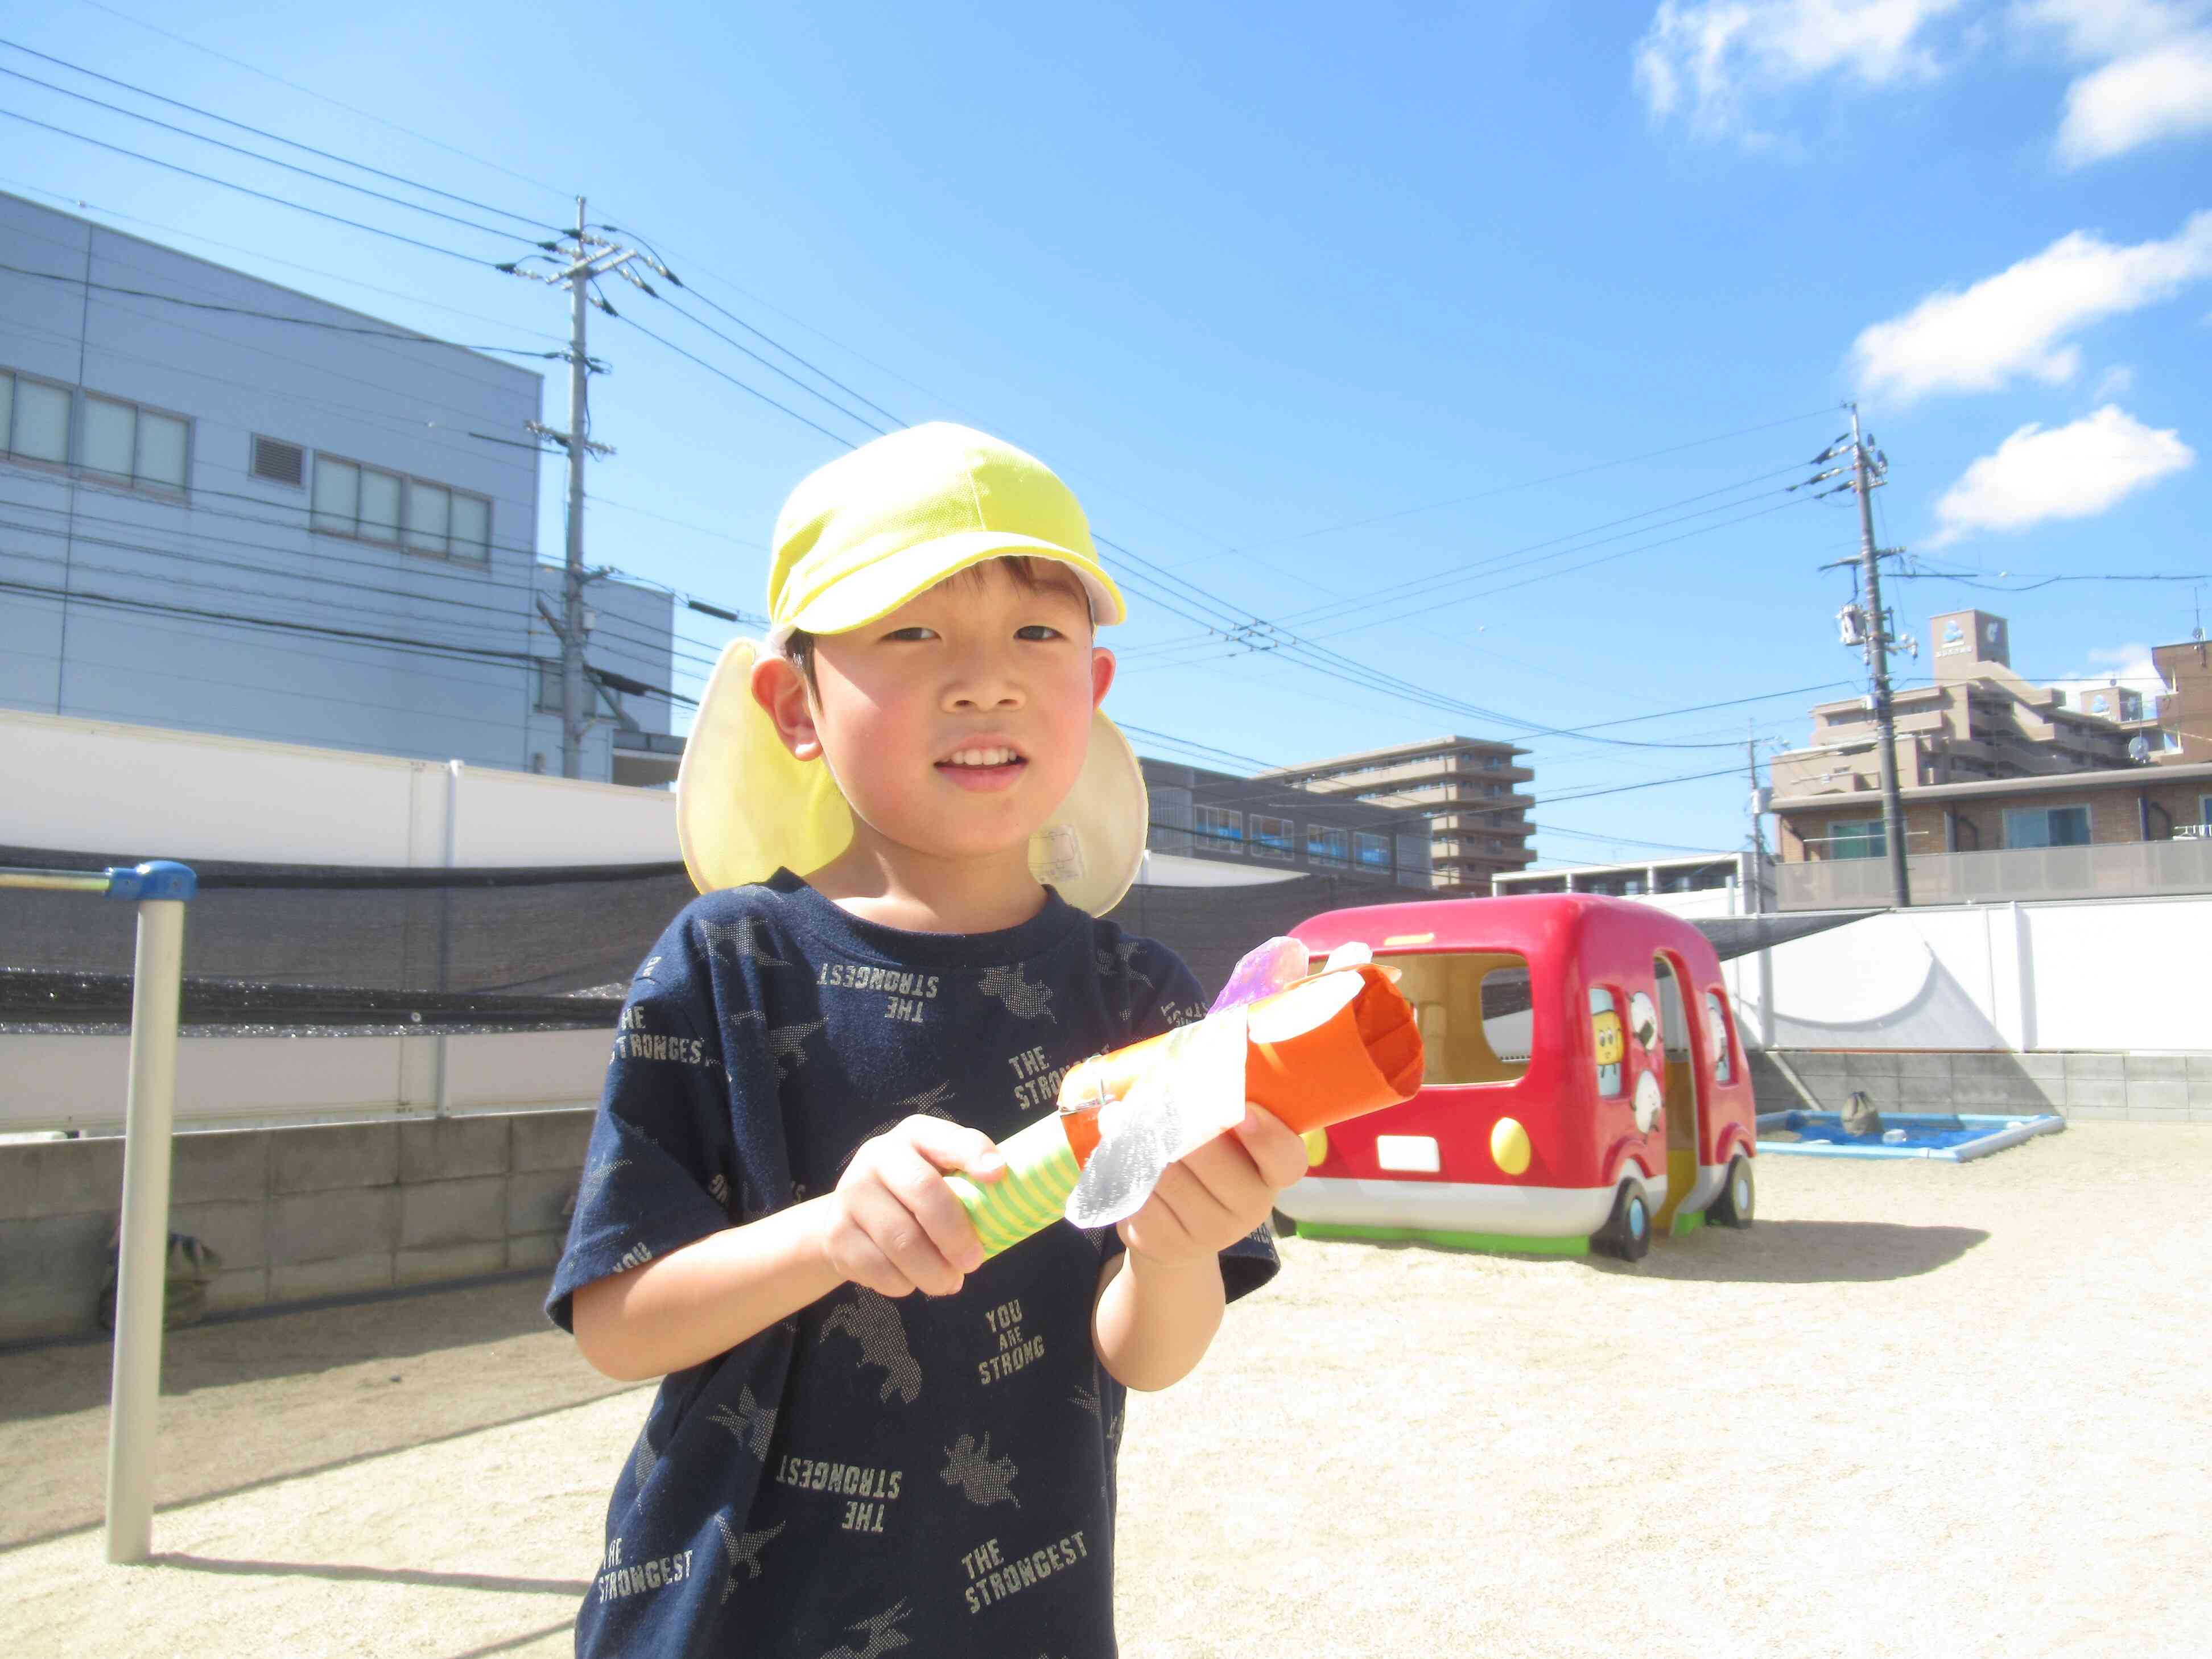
{"left": 2015, "top": 0, "right": 2212, "bottom": 164}
{"left": 1929, "top": 406, "right": 2193, "bottom": 542}
{"left": 1633, "top": 0, "right": 1965, "bottom": 142}
{"left": 2056, "top": 35, "right": 2212, "bottom": 162}
{"left": 1851, "top": 212, "right": 2212, "bottom": 403}
{"left": 2092, "top": 364, "right": 2137, "bottom": 398}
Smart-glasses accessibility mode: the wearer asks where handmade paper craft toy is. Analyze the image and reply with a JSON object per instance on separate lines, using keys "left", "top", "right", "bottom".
{"left": 947, "top": 939, "right": 1426, "bottom": 1256}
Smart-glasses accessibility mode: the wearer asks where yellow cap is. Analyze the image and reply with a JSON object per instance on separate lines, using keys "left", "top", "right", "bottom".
{"left": 676, "top": 424, "right": 1147, "bottom": 915}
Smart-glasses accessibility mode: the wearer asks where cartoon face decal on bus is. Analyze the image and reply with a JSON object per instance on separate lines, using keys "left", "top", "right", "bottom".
{"left": 1590, "top": 987, "right": 1624, "bottom": 1097}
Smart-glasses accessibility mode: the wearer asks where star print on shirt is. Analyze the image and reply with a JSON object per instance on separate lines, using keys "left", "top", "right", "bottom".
{"left": 698, "top": 916, "right": 790, "bottom": 968}
{"left": 977, "top": 964, "right": 1056, "bottom": 1022}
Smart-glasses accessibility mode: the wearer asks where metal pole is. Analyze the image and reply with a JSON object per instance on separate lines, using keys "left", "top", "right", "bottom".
{"left": 561, "top": 195, "right": 591, "bottom": 781}
{"left": 1744, "top": 726, "right": 1764, "bottom": 916}
{"left": 104, "top": 860, "right": 194, "bottom": 1565}
{"left": 1851, "top": 405, "right": 1911, "bottom": 909}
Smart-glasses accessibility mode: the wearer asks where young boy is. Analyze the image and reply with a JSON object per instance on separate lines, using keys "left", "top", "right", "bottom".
{"left": 548, "top": 423, "right": 1307, "bottom": 1658}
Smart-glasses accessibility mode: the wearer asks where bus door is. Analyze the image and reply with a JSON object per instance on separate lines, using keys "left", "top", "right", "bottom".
{"left": 1652, "top": 954, "right": 1703, "bottom": 1228}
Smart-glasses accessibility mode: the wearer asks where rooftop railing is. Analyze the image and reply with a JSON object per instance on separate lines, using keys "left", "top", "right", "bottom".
{"left": 1776, "top": 838, "right": 2212, "bottom": 909}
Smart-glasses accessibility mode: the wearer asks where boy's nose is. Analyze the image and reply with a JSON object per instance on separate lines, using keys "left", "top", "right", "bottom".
{"left": 944, "top": 662, "right": 1025, "bottom": 711}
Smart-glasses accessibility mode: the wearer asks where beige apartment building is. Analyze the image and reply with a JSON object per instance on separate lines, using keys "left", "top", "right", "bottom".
{"left": 1769, "top": 610, "right": 2135, "bottom": 809}
{"left": 2130, "top": 634, "right": 2212, "bottom": 765}
{"left": 1258, "top": 735, "right": 1534, "bottom": 893}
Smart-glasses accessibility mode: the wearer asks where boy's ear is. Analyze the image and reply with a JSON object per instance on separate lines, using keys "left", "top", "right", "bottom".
{"left": 751, "top": 654, "right": 822, "bottom": 762}
{"left": 1090, "top": 645, "right": 1116, "bottom": 709}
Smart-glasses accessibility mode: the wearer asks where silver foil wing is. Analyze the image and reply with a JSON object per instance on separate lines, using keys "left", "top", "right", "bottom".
{"left": 1064, "top": 1004, "right": 1251, "bottom": 1231}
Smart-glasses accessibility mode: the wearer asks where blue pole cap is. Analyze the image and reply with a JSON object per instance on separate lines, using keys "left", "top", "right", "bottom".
{"left": 104, "top": 860, "right": 198, "bottom": 902}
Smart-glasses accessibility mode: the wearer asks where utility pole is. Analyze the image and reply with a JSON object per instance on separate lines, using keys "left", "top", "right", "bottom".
{"left": 1847, "top": 405, "right": 1910, "bottom": 909}
{"left": 500, "top": 199, "right": 646, "bottom": 778}
{"left": 1744, "top": 721, "right": 1767, "bottom": 915}
{"left": 1804, "top": 406, "right": 1916, "bottom": 907}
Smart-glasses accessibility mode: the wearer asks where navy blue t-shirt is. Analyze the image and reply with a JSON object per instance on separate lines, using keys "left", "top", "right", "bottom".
{"left": 548, "top": 870, "right": 1278, "bottom": 1658}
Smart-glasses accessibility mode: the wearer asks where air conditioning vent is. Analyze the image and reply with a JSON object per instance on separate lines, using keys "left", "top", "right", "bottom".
{"left": 251, "top": 435, "right": 305, "bottom": 487}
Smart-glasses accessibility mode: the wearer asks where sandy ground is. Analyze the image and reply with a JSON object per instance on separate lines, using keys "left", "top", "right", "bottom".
{"left": 2, "top": 1121, "right": 2206, "bottom": 1658}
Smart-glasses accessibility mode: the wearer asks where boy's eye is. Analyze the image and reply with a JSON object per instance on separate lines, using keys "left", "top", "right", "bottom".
{"left": 1016, "top": 625, "right": 1063, "bottom": 642}
{"left": 883, "top": 626, "right": 939, "bottom": 642}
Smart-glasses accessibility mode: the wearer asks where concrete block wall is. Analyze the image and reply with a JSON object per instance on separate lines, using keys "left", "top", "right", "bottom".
{"left": 1749, "top": 1050, "right": 2212, "bottom": 1124}
{"left": 0, "top": 1108, "right": 591, "bottom": 1345}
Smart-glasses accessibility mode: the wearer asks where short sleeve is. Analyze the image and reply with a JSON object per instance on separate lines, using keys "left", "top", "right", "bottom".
{"left": 1111, "top": 935, "right": 1281, "bottom": 1305}
{"left": 546, "top": 968, "right": 738, "bottom": 1332}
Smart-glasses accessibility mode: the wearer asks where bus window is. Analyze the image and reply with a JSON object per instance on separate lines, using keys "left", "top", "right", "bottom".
{"left": 1590, "top": 986, "right": 1624, "bottom": 1097}
{"left": 1703, "top": 991, "right": 1735, "bottom": 1083}
{"left": 1380, "top": 952, "right": 1532, "bottom": 1084}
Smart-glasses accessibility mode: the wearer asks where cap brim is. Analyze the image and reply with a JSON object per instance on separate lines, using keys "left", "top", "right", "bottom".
{"left": 779, "top": 528, "right": 1126, "bottom": 638}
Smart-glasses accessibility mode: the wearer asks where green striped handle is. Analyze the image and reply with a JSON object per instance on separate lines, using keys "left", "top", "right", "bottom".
{"left": 947, "top": 1115, "right": 1083, "bottom": 1257}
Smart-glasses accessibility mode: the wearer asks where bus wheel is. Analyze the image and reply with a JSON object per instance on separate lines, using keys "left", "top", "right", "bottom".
{"left": 1708, "top": 1156, "right": 1755, "bottom": 1229}
{"left": 1269, "top": 1208, "right": 1298, "bottom": 1239}
{"left": 1595, "top": 1181, "right": 1650, "bottom": 1262}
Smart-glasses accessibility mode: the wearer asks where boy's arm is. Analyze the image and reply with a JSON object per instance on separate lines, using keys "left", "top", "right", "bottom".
{"left": 572, "top": 1115, "right": 1004, "bottom": 1382}
{"left": 1091, "top": 1104, "right": 1306, "bottom": 1392}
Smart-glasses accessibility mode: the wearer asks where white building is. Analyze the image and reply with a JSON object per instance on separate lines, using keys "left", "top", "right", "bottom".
{"left": 0, "top": 191, "right": 676, "bottom": 786}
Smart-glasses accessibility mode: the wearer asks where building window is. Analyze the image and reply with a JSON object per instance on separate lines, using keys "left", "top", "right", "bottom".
{"left": 1192, "top": 804, "right": 1243, "bottom": 853}
{"left": 1250, "top": 815, "right": 1293, "bottom": 860}
{"left": 1, "top": 370, "right": 188, "bottom": 492}
{"left": 313, "top": 453, "right": 491, "bottom": 562}
{"left": 2003, "top": 806, "right": 2091, "bottom": 849}
{"left": 1354, "top": 831, "right": 1390, "bottom": 870}
{"left": 1307, "top": 825, "right": 1350, "bottom": 864}
{"left": 2200, "top": 794, "right": 2211, "bottom": 830}
{"left": 81, "top": 393, "right": 190, "bottom": 492}
{"left": 1, "top": 368, "right": 71, "bottom": 465}
{"left": 1830, "top": 818, "right": 1886, "bottom": 860}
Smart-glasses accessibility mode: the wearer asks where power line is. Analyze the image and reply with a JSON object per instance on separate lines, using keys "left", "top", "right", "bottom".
{"left": 0, "top": 39, "right": 563, "bottom": 234}
{"left": 69, "top": 0, "right": 574, "bottom": 204}
{"left": 0, "top": 172, "right": 567, "bottom": 346}
{"left": 609, "top": 309, "right": 875, "bottom": 449}
{"left": 0, "top": 63, "right": 546, "bottom": 245}
{"left": 1220, "top": 406, "right": 1842, "bottom": 556}
{"left": 0, "top": 106, "right": 500, "bottom": 265}
{"left": 632, "top": 281, "right": 895, "bottom": 439}
{"left": 0, "top": 260, "right": 561, "bottom": 358}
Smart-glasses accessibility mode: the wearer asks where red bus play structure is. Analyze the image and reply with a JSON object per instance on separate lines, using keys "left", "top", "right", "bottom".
{"left": 1277, "top": 894, "right": 1759, "bottom": 1261}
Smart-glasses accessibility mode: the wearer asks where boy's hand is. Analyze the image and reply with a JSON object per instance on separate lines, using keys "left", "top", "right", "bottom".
{"left": 1116, "top": 1104, "right": 1306, "bottom": 1268}
{"left": 819, "top": 1116, "right": 1004, "bottom": 1299}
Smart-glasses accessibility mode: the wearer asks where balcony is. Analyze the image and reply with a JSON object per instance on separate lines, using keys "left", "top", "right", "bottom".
{"left": 1776, "top": 837, "right": 2212, "bottom": 909}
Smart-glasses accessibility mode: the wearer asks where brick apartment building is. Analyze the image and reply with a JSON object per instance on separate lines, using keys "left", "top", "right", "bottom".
{"left": 1139, "top": 758, "right": 1435, "bottom": 886}
{"left": 2132, "top": 634, "right": 2211, "bottom": 765}
{"left": 1256, "top": 736, "right": 1535, "bottom": 893}
{"left": 1769, "top": 609, "right": 2133, "bottom": 803}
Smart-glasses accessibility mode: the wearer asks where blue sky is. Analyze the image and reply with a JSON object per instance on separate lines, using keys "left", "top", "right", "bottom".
{"left": 5, "top": 0, "right": 2208, "bottom": 864}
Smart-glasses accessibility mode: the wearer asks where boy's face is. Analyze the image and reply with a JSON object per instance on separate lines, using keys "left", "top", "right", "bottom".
{"left": 757, "top": 561, "right": 1116, "bottom": 874}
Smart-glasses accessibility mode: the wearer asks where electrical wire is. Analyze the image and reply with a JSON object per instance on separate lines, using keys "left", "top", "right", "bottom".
{"left": 607, "top": 310, "right": 875, "bottom": 449}
{"left": 0, "top": 172, "right": 568, "bottom": 346}
{"left": 0, "top": 64, "right": 547, "bottom": 245}
{"left": 0, "top": 106, "right": 501, "bottom": 265}
{"left": 71, "top": 0, "right": 575, "bottom": 204}
{"left": 635, "top": 284, "right": 894, "bottom": 439}
{"left": 0, "top": 39, "right": 563, "bottom": 234}
{"left": 0, "top": 261, "right": 561, "bottom": 358}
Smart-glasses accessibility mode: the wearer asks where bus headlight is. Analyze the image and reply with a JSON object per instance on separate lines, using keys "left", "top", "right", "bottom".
{"left": 1491, "top": 1116, "right": 1532, "bottom": 1176}
{"left": 1302, "top": 1128, "right": 1328, "bottom": 1168}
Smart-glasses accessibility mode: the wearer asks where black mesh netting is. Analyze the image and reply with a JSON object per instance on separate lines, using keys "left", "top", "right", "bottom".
{"left": 0, "top": 843, "right": 1868, "bottom": 1035}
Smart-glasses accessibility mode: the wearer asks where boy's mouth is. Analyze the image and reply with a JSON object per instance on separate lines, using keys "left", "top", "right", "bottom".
{"left": 935, "top": 745, "right": 1028, "bottom": 791}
